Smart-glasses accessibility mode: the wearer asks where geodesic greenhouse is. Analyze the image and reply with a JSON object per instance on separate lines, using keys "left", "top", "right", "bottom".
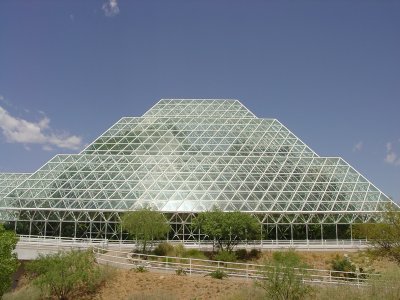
{"left": 0, "top": 99, "right": 397, "bottom": 241}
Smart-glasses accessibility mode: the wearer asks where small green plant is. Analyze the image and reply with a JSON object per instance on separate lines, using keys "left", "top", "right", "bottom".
{"left": 215, "top": 250, "right": 237, "bottom": 262}
{"left": 135, "top": 265, "right": 148, "bottom": 273}
{"left": 207, "top": 269, "right": 228, "bottom": 279}
{"left": 330, "top": 254, "right": 357, "bottom": 278}
{"left": 175, "top": 267, "right": 187, "bottom": 276}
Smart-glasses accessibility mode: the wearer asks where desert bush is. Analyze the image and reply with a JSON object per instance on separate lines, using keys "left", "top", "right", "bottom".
{"left": 215, "top": 250, "right": 237, "bottom": 262}
{"left": 207, "top": 269, "right": 228, "bottom": 279}
{"left": 353, "top": 204, "right": 400, "bottom": 265}
{"left": 329, "top": 254, "right": 357, "bottom": 278}
{"left": 173, "top": 244, "right": 186, "bottom": 257}
{"left": 235, "top": 248, "right": 248, "bottom": 260}
{"left": 88, "top": 264, "right": 116, "bottom": 293}
{"left": 272, "top": 249, "right": 303, "bottom": 265}
{"left": 184, "top": 248, "right": 206, "bottom": 259}
{"left": 26, "top": 250, "right": 104, "bottom": 300}
{"left": 0, "top": 224, "right": 19, "bottom": 297}
{"left": 153, "top": 242, "right": 174, "bottom": 256}
{"left": 249, "top": 248, "right": 261, "bottom": 260}
{"left": 257, "top": 250, "right": 313, "bottom": 300}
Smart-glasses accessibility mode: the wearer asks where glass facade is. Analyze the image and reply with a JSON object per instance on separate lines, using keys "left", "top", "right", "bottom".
{"left": 0, "top": 99, "right": 397, "bottom": 240}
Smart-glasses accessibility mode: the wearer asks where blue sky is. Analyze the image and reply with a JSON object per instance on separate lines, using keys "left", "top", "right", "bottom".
{"left": 0, "top": 1, "right": 399, "bottom": 202}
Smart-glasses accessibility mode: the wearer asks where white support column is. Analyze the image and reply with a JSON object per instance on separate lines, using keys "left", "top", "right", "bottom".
{"left": 306, "top": 223, "right": 309, "bottom": 241}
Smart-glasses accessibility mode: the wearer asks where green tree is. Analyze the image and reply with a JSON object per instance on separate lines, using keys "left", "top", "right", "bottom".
{"left": 26, "top": 250, "right": 102, "bottom": 300}
{"left": 257, "top": 250, "right": 313, "bottom": 300}
{"left": 192, "top": 209, "right": 260, "bottom": 252}
{"left": 121, "top": 208, "right": 171, "bottom": 253}
{"left": 353, "top": 203, "right": 400, "bottom": 264}
{"left": 0, "top": 224, "right": 19, "bottom": 297}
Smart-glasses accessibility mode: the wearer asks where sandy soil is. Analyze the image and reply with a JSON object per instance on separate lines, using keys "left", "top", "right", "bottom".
{"left": 93, "top": 269, "right": 252, "bottom": 300}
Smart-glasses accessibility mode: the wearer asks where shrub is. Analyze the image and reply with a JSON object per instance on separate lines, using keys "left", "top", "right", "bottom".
{"left": 249, "top": 249, "right": 261, "bottom": 260}
{"left": 173, "top": 244, "right": 186, "bottom": 257}
{"left": 184, "top": 249, "right": 207, "bottom": 259}
{"left": 208, "top": 269, "right": 228, "bottom": 279}
{"left": 0, "top": 224, "right": 19, "bottom": 297}
{"left": 234, "top": 248, "right": 261, "bottom": 261}
{"left": 153, "top": 242, "right": 174, "bottom": 256}
{"left": 272, "top": 249, "right": 303, "bottom": 265}
{"left": 330, "top": 254, "right": 357, "bottom": 278}
{"left": 235, "top": 249, "right": 248, "bottom": 260}
{"left": 257, "top": 250, "right": 313, "bottom": 300}
{"left": 175, "top": 267, "right": 187, "bottom": 276}
{"left": 215, "top": 250, "right": 237, "bottom": 262}
{"left": 26, "top": 250, "right": 104, "bottom": 300}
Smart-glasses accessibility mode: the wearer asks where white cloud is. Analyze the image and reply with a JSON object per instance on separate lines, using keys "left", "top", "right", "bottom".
{"left": 102, "top": 0, "right": 119, "bottom": 17}
{"left": 352, "top": 141, "right": 363, "bottom": 152}
{"left": 385, "top": 141, "right": 400, "bottom": 166}
{"left": 0, "top": 105, "right": 82, "bottom": 150}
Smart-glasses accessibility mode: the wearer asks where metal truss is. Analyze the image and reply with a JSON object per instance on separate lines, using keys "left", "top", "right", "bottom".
{"left": 0, "top": 99, "right": 397, "bottom": 240}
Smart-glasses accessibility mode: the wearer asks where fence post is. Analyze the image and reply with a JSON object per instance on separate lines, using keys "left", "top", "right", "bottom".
{"left": 190, "top": 258, "right": 192, "bottom": 275}
{"left": 246, "top": 263, "right": 249, "bottom": 280}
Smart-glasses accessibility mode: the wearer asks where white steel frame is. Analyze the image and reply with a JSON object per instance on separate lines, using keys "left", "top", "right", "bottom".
{"left": 0, "top": 100, "right": 397, "bottom": 240}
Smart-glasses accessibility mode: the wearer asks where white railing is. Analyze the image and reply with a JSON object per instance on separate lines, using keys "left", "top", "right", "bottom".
{"left": 15, "top": 235, "right": 375, "bottom": 286}
{"left": 17, "top": 235, "right": 368, "bottom": 250}
{"left": 93, "top": 246, "right": 375, "bottom": 286}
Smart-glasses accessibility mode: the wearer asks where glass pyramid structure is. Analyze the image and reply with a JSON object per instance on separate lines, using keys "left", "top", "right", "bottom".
{"left": 0, "top": 99, "right": 397, "bottom": 240}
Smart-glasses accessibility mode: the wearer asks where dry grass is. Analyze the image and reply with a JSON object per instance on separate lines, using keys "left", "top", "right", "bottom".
{"left": 93, "top": 269, "right": 252, "bottom": 300}
{"left": 2, "top": 285, "right": 42, "bottom": 300}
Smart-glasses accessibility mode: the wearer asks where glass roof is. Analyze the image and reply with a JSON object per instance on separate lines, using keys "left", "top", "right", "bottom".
{"left": 0, "top": 99, "right": 396, "bottom": 218}
{"left": 0, "top": 173, "right": 30, "bottom": 219}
